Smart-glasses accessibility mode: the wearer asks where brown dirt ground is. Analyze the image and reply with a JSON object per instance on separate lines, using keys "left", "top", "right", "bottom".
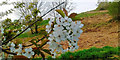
{"left": 77, "top": 12, "right": 118, "bottom": 50}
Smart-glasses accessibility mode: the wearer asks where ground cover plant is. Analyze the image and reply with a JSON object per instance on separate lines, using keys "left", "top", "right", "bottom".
{"left": 45, "top": 46, "right": 120, "bottom": 60}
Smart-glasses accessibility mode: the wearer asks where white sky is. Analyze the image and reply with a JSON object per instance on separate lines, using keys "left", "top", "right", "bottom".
{"left": 0, "top": 0, "right": 114, "bottom": 21}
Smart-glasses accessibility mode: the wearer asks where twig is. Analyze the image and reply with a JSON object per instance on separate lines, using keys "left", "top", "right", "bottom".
{"left": 23, "top": 35, "right": 47, "bottom": 47}
{"left": 2, "top": 2, "right": 65, "bottom": 45}
{"left": 0, "top": 47, "right": 17, "bottom": 55}
{"left": 4, "top": 34, "right": 48, "bottom": 50}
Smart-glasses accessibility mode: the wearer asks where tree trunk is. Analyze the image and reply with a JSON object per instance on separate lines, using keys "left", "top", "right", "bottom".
{"left": 30, "top": 28, "right": 34, "bottom": 34}
{"left": 35, "top": 24, "right": 38, "bottom": 33}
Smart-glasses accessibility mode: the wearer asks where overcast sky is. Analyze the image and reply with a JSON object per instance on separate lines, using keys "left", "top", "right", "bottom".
{"left": 0, "top": 0, "right": 114, "bottom": 21}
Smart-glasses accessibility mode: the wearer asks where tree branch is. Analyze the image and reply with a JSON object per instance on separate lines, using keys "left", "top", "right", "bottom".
{"left": 0, "top": 47, "right": 17, "bottom": 55}
{"left": 23, "top": 34, "right": 48, "bottom": 47}
{"left": 2, "top": 2, "right": 65, "bottom": 45}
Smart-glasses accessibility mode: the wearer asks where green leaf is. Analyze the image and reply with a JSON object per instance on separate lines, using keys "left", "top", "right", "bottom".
{"left": 39, "top": 40, "right": 48, "bottom": 48}
{"left": 42, "top": 49, "right": 51, "bottom": 55}
{"left": 63, "top": 8, "right": 68, "bottom": 16}
{"left": 34, "top": 49, "right": 41, "bottom": 56}
{"left": 32, "top": 42, "right": 37, "bottom": 46}
{"left": 39, "top": 51, "right": 45, "bottom": 58}
{"left": 30, "top": 39, "right": 37, "bottom": 46}
{"left": 36, "top": 38, "right": 39, "bottom": 43}
{"left": 38, "top": 44, "right": 41, "bottom": 47}
{"left": 56, "top": 9, "right": 65, "bottom": 18}
{"left": 37, "top": 20, "right": 49, "bottom": 26}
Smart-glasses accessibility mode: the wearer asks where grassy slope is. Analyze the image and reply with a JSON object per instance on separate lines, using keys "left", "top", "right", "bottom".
{"left": 75, "top": 12, "right": 108, "bottom": 19}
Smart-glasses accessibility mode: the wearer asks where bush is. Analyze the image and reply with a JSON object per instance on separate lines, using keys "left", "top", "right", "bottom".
{"left": 108, "top": 1, "right": 120, "bottom": 21}
{"left": 96, "top": 2, "right": 110, "bottom": 10}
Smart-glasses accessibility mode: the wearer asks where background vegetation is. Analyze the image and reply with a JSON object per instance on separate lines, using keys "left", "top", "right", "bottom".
{"left": 33, "top": 46, "right": 120, "bottom": 60}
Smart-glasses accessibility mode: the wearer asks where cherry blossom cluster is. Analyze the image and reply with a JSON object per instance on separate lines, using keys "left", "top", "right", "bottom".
{"left": 10, "top": 42, "right": 34, "bottom": 58}
{"left": 46, "top": 14, "right": 84, "bottom": 58}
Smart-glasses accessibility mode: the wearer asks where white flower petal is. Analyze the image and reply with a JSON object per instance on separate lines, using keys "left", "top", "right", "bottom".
{"left": 11, "top": 42, "right": 15, "bottom": 47}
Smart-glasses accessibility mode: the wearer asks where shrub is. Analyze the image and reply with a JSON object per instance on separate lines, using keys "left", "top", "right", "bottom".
{"left": 108, "top": 1, "right": 120, "bottom": 21}
{"left": 96, "top": 2, "right": 110, "bottom": 10}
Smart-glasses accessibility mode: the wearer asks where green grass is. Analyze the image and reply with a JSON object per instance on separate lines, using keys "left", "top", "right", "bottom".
{"left": 44, "top": 46, "right": 120, "bottom": 60}
{"left": 12, "top": 20, "right": 49, "bottom": 38}
{"left": 76, "top": 12, "right": 108, "bottom": 18}
{"left": 17, "top": 32, "right": 40, "bottom": 38}
{"left": 72, "top": 12, "right": 108, "bottom": 21}
{"left": 17, "top": 29, "right": 47, "bottom": 38}
{"left": 83, "top": 22, "right": 109, "bottom": 29}
{"left": 38, "top": 20, "right": 49, "bottom": 26}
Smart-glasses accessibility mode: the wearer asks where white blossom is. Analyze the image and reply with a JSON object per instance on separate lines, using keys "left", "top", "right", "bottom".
{"left": 14, "top": 44, "right": 22, "bottom": 55}
{"left": 47, "top": 40, "right": 58, "bottom": 49}
{"left": 46, "top": 25, "right": 51, "bottom": 33}
{"left": 56, "top": 45, "right": 63, "bottom": 52}
{"left": 10, "top": 47, "right": 15, "bottom": 52}
{"left": 10, "top": 42, "right": 15, "bottom": 52}
{"left": 46, "top": 10, "right": 84, "bottom": 58}
{"left": 1, "top": 26, "right": 4, "bottom": 34}
{"left": 51, "top": 52, "right": 57, "bottom": 58}
{"left": 22, "top": 48, "right": 34, "bottom": 58}
{"left": 15, "top": 48, "right": 22, "bottom": 55}
{"left": 11, "top": 42, "right": 15, "bottom": 47}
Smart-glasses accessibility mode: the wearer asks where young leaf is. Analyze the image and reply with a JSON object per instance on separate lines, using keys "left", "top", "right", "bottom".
{"left": 36, "top": 38, "right": 39, "bottom": 43}
{"left": 32, "top": 42, "right": 37, "bottom": 46}
{"left": 68, "top": 13, "right": 78, "bottom": 18}
{"left": 34, "top": 49, "right": 41, "bottom": 56}
{"left": 63, "top": 8, "right": 68, "bottom": 16}
{"left": 56, "top": 9, "right": 65, "bottom": 17}
{"left": 42, "top": 49, "right": 52, "bottom": 55}
{"left": 39, "top": 51, "right": 45, "bottom": 58}
{"left": 39, "top": 40, "right": 49, "bottom": 48}
{"left": 39, "top": 20, "right": 49, "bottom": 26}
{"left": 30, "top": 39, "right": 37, "bottom": 46}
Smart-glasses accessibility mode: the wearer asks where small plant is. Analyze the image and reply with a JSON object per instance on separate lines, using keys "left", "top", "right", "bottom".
{"left": 47, "top": 46, "right": 120, "bottom": 60}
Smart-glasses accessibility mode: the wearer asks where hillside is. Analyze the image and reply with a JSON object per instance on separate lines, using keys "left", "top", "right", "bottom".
{"left": 78, "top": 10, "right": 118, "bottom": 50}
{"left": 14, "top": 10, "right": 118, "bottom": 51}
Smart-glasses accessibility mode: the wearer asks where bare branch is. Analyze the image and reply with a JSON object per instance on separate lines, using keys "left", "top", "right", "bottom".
{"left": 0, "top": 47, "right": 17, "bottom": 55}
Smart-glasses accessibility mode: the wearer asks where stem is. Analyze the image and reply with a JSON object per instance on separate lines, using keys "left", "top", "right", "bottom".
{"left": 30, "top": 27, "right": 34, "bottom": 34}
{"left": 23, "top": 34, "right": 48, "bottom": 47}
{"left": 35, "top": 24, "right": 38, "bottom": 33}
